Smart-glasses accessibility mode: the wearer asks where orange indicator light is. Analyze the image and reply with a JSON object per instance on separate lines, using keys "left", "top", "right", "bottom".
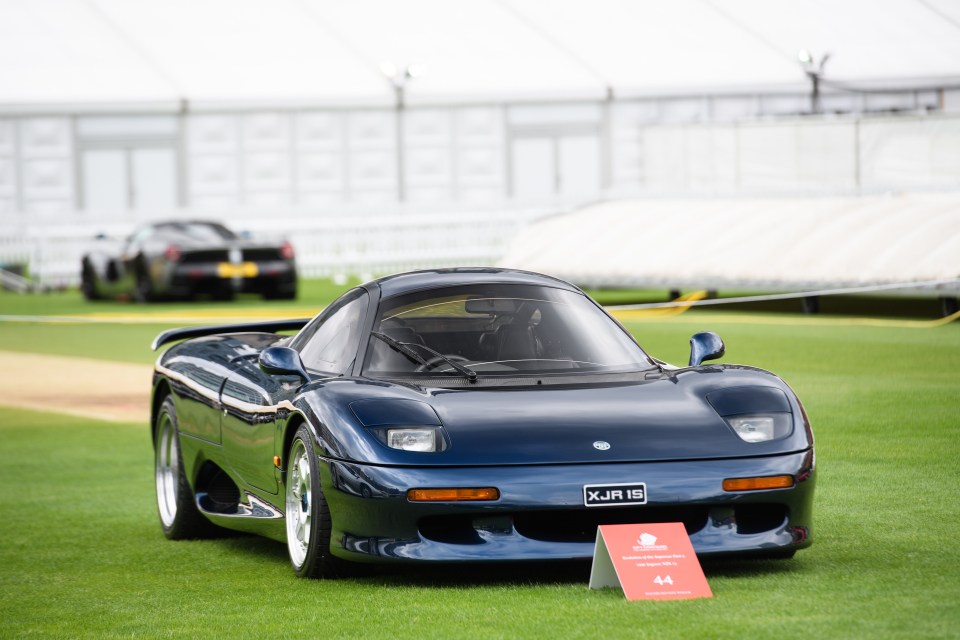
{"left": 273, "top": 456, "right": 282, "bottom": 468}
{"left": 723, "top": 475, "right": 795, "bottom": 492}
{"left": 407, "top": 487, "right": 500, "bottom": 502}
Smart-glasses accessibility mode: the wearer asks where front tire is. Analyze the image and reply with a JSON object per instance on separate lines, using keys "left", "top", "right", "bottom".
{"left": 286, "top": 425, "right": 341, "bottom": 578}
{"left": 154, "top": 396, "right": 214, "bottom": 539}
{"left": 134, "top": 259, "right": 156, "bottom": 303}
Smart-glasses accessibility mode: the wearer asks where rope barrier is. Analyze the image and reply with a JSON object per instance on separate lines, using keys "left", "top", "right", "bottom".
{"left": 606, "top": 278, "right": 960, "bottom": 311}
{"left": 608, "top": 278, "right": 960, "bottom": 328}
{"left": 1, "top": 279, "right": 957, "bottom": 328}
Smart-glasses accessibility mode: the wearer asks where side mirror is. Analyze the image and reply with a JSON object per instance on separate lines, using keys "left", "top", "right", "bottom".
{"left": 688, "top": 331, "right": 725, "bottom": 367}
{"left": 259, "top": 346, "right": 310, "bottom": 382}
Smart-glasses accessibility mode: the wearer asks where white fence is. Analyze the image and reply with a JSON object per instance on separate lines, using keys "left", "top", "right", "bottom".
{"left": 0, "top": 204, "right": 555, "bottom": 289}
{"left": 4, "top": 111, "right": 960, "bottom": 290}
{"left": 630, "top": 114, "right": 960, "bottom": 197}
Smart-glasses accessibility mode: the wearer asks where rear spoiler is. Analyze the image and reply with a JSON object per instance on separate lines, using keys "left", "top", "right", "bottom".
{"left": 151, "top": 318, "right": 311, "bottom": 351}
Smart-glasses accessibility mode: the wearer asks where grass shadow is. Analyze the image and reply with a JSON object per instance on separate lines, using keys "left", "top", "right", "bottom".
{"left": 345, "top": 554, "right": 806, "bottom": 587}
{"left": 699, "top": 555, "right": 809, "bottom": 578}
{"left": 203, "top": 534, "right": 807, "bottom": 586}
{"left": 353, "top": 560, "right": 594, "bottom": 587}
{"left": 213, "top": 533, "right": 289, "bottom": 562}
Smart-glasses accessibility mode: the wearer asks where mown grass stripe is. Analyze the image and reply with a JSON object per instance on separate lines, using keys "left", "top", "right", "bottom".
{"left": 1, "top": 312, "right": 958, "bottom": 638}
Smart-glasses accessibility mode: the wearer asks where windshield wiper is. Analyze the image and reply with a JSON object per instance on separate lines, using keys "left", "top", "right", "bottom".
{"left": 370, "top": 331, "right": 478, "bottom": 383}
{"left": 413, "top": 343, "right": 479, "bottom": 382}
{"left": 370, "top": 331, "right": 428, "bottom": 365}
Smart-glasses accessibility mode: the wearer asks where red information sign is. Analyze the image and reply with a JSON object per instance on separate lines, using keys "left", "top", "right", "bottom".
{"left": 588, "top": 522, "right": 712, "bottom": 600}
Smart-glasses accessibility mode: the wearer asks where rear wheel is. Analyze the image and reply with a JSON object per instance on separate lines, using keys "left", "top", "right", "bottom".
{"left": 80, "top": 263, "right": 101, "bottom": 301}
{"left": 155, "top": 396, "right": 214, "bottom": 539}
{"left": 286, "top": 424, "right": 341, "bottom": 578}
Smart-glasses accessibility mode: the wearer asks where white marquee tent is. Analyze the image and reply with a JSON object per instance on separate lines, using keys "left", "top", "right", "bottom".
{"left": 2, "top": 0, "right": 960, "bottom": 290}
{"left": 2, "top": 0, "right": 960, "bottom": 111}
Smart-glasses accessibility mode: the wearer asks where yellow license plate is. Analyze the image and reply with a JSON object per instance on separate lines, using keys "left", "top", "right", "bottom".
{"left": 217, "top": 262, "right": 258, "bottom": 278}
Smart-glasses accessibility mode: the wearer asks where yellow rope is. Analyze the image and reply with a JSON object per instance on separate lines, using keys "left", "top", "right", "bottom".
{"left": 611, "top": 290, "right": 709, "bottom": 320}
{"left": 611, "top": 306, "right": 960, "bottom": 330}
{"left": 3, "top": 295, "right": 958, "bottom": 331}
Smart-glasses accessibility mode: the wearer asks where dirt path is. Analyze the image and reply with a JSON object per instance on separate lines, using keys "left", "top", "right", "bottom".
{"left": 0, "top": 350, "right": 152, "bottom": 423}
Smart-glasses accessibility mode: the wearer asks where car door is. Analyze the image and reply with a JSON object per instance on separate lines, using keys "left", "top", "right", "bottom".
{"left": 220, "top": 290, "right": 368, "bottom": 494}
{"left": 220, "top": 358, "right": 287, "bottom": 495}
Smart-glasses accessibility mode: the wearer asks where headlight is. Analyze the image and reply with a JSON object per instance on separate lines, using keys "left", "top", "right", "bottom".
{"left": 386, "top": 427, "right": 438, "bottom": 452}
{"left": 725, "top": 414, "right": 791, "bottom": 443}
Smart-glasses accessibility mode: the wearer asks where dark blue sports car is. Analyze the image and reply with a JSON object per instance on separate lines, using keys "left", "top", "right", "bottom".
{"left": 151, "top": 268, "right": 815, "bottom": 578}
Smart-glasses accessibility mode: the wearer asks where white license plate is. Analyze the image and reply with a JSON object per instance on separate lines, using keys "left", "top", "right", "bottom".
{"left": 583, "top": 482, "right": 647, "bottom": 507}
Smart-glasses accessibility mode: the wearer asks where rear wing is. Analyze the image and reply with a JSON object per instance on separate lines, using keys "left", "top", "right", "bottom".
{"left": 151, "top": 318, "right": 310, "bottom": 351}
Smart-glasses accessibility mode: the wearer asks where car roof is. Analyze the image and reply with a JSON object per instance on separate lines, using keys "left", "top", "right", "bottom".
{"left": 372, "top": 268, "right": 580, "bottom": 298}
{"left": 150, "top": 220, "right": 228, "bottom": 230}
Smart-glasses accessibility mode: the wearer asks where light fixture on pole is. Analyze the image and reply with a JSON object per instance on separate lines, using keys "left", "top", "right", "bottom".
{"left": 380, "top": 62, "right": 424, "bottom": 202}
{"left": 797, "top": 49, "right": 831, "bottom": 114}
{"left": 380, "top": 62, "right": 425, "bottom": 107}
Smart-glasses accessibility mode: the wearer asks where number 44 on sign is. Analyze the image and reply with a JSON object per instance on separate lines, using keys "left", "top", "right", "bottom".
{"left": 588, "top": 522, "right": 712, "bottom": 601}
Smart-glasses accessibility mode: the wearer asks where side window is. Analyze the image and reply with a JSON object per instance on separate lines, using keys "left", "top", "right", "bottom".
{"left": 296, "top": 290, "right": 368, "bottom": 375}
{"left": 125, "top": 226, "right": 153, "bottom": 253}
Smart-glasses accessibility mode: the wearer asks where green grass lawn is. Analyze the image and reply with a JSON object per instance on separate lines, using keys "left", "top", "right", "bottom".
{"left": 0, "top": 288, "right": 959, "bottom": 638}
{"left": 0, "top": 279, "right": 357, "bottom": 364}
{"left": 0, "top": 277, "right": 358, "bottom": 315}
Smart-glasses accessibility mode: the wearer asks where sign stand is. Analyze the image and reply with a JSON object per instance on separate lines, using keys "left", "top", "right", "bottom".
{"left": 588, "top": 522, "right": 712, "bottom": 600}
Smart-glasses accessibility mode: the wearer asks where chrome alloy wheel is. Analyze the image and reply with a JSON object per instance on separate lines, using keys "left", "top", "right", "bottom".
{"left": 155, "top": 413, "right": 179, "bottom": 528}
{"left": 286, "top": 440, "right": 312, "bottom": 569}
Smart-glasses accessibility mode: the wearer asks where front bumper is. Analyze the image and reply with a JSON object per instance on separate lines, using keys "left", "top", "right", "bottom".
{"left": 321, "top": 450, "right": 815, "bottom": 563}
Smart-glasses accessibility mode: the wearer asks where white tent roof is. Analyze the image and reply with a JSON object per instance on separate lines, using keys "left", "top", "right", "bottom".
{"left": 498, "top": 193, "right": 960, "bottom": 292}
{"left": 1, "top": 0, "right": 959, "bottom": 110}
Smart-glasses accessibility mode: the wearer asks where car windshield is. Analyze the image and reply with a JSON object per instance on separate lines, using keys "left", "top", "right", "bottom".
{"left": 157, "top": 222, "right": 237, "bottom": 241}
{"left": 363, "top": 283, "right": 655, "bottom": 378}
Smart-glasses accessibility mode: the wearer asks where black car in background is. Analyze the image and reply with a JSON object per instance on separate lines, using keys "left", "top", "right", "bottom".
{"left": 81, "top": 220, "right": 297, "bottom": 302}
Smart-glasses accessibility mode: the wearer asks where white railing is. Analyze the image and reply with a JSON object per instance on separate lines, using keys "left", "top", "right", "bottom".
{"left": 0, "top": 204, "right": 559, "bottom": 289}
{"left": 0, "top": 267, "right": 30, "bottom": 292}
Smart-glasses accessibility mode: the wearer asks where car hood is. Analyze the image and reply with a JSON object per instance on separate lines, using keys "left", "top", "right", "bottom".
{"left": 314, "top": 369, "right": 810, "bottom": 466}
{"left": 428, "top": 382, "right": 769, "bottom": 464}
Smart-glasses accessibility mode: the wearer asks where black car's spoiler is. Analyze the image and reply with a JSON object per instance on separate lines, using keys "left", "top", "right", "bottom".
{"left": 151, "top": 318, "right": 311, "bottom": 350}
